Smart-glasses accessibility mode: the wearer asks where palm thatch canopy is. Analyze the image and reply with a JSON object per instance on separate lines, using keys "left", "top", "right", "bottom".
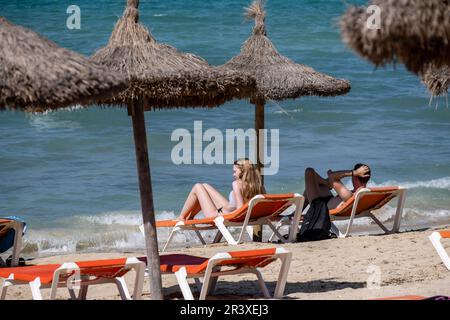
{"left": 91, "top": 0, "right": 255, "bottom": 109}
{"left": 0, "top": 17, "right": 126, "bottom": 112}
{"left": 340, "top": 0, "right": 450, "bottom": 76}
{"left": 221, "top": 0, "right": 351, "bottom": 102}
{"left": 421, "top": 65, "right": 450, "bottom": 97}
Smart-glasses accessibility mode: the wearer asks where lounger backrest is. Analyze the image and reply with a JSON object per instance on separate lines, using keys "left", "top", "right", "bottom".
{"left": 329, "top": 187, "right": 400, "bottom": 217}
{"left": 176, "top": 194, "right": 297, "bottom": 226}
{"left": 226, "top": 194, "right": 295, "bottom": 223}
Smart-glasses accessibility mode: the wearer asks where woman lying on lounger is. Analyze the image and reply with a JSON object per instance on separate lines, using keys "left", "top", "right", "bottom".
{"left": 177, "top": 158, "right": 265, "bottom": 221}
{"left": 303, "top": 163, "right": 371, "bottom": 210}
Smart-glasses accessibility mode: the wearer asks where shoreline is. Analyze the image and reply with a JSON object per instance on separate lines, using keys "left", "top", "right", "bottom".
{"left": 20, "top": 221, "right": 450, "bottom": 259}
{"left": 4, "top": 224, "right": 449, "bottom": 300}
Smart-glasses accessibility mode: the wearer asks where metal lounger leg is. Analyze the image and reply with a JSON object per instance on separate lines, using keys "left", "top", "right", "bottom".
{"left": 368, "top": 213, "right": 390, "bottom": 233}
{"left": 199, "top": 264, "right": 215, "bottom": 300}
{"left": 268, "top": 220, "right": 284, "bottom": 242}
{"left": 11, "top": 222, "right": 24, "bottom": 267}
{"left": 288, "top": 197, "right": 304, "bottom": 242}
{"left": 343, "top": 198, "right": 362, "bottom": 238}
{"left": 116, "top": 277, "right": 132, "bottom": 300}
{"left": 266, "top": 222, "right": 288, "bottom": 243}
{"left": 344, "top": 214, "right": 357, "bottom": 238}
{"left": 194, "top": 278, "right": 203, "bottom": 292}
{"left": 392, "top": 190, "right": 406, "bottom": 233}
{"left": 132, "top": 262, "right": 145, "bottom": 300}
{"left": 163, "top": 227, "right": 179, "bottom": 252}
{"left": 194, "top": 230, "right": 206, "bottom": 245}
{"left": 274, "top": 252, "right": 292, "bottom": 299}
{"left": 245, "top": 226, "right": 254, "bottom": 240}
{"left": 254, "top": 269, "right": 270, "bottom": 298}
{"left": 68, "top": 288, "right": 78, "bottom": 300}
{"left": 29, "top": 278, "right": 43, "bottom": 300}
{"left": 207, "top": 277, "right": 218, "bottom": 296}
{"left": 330, "top": 222, "right": 343, "bottom": 238}
{"left": 175, "top": 268, "right": 194, "bottom": 300}
{"left": 214, "top": 217, "right": 238, "bottom": 245}
{"left": 66, "top": 273, "right": 83, "bottom": 300}
{"left": 429, "top": 232, "right": 450, "bottom": 270}
{"left": 0, "top": 278, "right": 9, "bottom": 300}
{"left": 213, "top": 231, "right": 223, "bottom": 243}
{"left": 77, "top": 285, "right": 88, "bottom": 300}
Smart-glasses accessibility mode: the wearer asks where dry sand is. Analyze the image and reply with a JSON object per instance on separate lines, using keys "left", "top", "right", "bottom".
{"left": 3, "top": 225, "right": 450, "bottom": 300}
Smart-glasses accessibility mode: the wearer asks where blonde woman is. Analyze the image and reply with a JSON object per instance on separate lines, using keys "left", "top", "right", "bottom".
{"left": 177, "top": 158, "right": 265, "bottom": 221}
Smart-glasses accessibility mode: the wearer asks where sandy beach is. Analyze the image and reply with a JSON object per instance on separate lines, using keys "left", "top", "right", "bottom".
{"left": 4, "top": 225, "right": 449, "bottom": 300}
{"left": 1, "top": 0, "right": 449, "bottom": 307}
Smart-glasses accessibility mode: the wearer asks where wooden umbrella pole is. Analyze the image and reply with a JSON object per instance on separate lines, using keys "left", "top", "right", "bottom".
{"left": 253, "top": 99, "right": 265, "bottom": 242}
{"left": 128, "top": 99, "right": 163, "bottom": 300}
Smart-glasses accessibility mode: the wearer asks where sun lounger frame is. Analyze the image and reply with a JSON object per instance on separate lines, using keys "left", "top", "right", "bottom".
{"left": 160, "top": 247, "right": 292, "bottom": 300}
{"left": 0, "top": 219, "right": 24, "bottom": 267}
{"left": 429, "top": 230, "right": 450, "bottom": 270}
{"left": 0, "top": 257, "right": 145, "bottom": 300}
{"left": 157, "top": 194, "right": 304, "bottom": 251}
{"left": 269, "top": 187, "right": 407, "bottom": 240}
{"left": 329, "top": 187, "right": 407, "bottom": 238}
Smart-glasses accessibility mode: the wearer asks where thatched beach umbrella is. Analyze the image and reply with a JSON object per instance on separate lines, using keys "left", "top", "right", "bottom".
{"left": 91, "top": 0, "right": 254, "bottom": 109}
{"left": 0, "top": 17, "right": 125, "bottom": 112}
{"left": 91, "top": 0, "right": 255, "bottom": 299}
{"left": 221, "top": 0, "right": 351, "bottom": 240}
{"left": 0, "top": 17, "right": 125, "bottom": 267}
{"left": 340, "top": 0, "right": 450, "bottom": 76}
{"left": 421, "top": 65, "right": 450, "bottom": 98}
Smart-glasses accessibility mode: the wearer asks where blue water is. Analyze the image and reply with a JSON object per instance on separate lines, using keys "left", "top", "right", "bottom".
{"left": 1, "top": 0, "right": 449, "bottom": 255}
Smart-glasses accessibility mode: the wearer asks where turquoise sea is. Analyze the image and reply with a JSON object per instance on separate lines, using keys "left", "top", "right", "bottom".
{"left": 1, "top": 0, "right": 449, "bottom": 256}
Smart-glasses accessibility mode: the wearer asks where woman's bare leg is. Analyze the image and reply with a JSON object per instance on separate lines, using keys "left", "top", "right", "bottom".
{"left": 180, "top": 202, "right": 201, "bottom": 221}
{"left": 179, "top": 185, "right": 201, "bottom": 220}
{"left": 202, "top": 183, "right": 229, "bottom": 208}
{"left": 303, "top": 168, "right": 333, "bottom": 204}
{"left": 330, "top": 179, "right": 353, "bottom": 202}
{"left": 179, "top": 183, "right": 218, "bottom": 219}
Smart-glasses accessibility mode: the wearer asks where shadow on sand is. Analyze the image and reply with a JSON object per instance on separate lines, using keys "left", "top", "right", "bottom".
{"left": 156, "top": 278, "right": 366, "bottom": 300}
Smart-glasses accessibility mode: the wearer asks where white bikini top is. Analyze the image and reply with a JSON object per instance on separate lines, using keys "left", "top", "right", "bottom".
{"left": 228, "top": 190, "right": 237, "bottom": 209}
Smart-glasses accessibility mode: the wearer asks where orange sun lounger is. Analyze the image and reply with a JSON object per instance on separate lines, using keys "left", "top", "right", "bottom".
{"left": 269, "top": 186, "right": 407, "bottom": 240}
{"left": 151, "top": 194, "right": 304, "bottom": 251}
{"left": 0, "top": 218, "right": 25, "bottom": 267}
{"left": 329, "top": 186, "right": 407, "bottom": 238}
{"left": 140, "top": 247, "right": 291, "bottom": 300}
{"left": 429, "top": 230, "right": 450, "bottom": 270}
{"left": 0, "top": 257, "right": 145, "bottom": 300}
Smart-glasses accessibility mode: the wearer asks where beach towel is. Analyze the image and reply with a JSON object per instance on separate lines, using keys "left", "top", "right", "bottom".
{"left": 0, "top": 216, "right": 27, "bottom": 253}
{"left": 297, "top": 196, "right": 332, "bottom": 242}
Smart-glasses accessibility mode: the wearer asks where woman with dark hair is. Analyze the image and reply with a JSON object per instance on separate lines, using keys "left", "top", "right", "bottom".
{"left": 303, "top": 163, "right": 371, "bottom": 210}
